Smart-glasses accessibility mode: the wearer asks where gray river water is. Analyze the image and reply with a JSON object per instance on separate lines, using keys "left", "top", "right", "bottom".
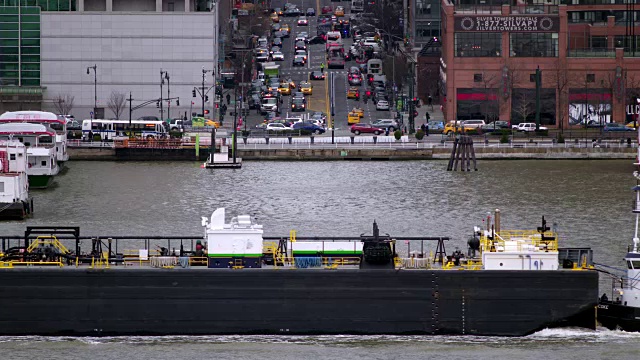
{"left": 2, "top": 160, "right": 640, "bottom": 358}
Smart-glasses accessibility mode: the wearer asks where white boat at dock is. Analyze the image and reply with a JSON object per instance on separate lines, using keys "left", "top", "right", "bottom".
{"left": 0, "top": 123, "right": 60, "bottom": 189}
{"left": 0, "top": 140, "right": 32, "bottom": 220}
{"left": 0, "top": 111, "right": 69, "bottom": 163}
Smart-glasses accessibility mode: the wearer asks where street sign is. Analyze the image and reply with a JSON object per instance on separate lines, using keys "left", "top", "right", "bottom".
{"left": 90, "top": 111, "right": 94, "bottom": 116}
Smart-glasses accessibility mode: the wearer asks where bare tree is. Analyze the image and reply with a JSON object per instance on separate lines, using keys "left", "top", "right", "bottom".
{"left": 383, "top": 55, "right": 409, "bottom": 90}
{"left": 52, "top": 93, "right": 75, "bottom": 115}
{"left": 107, "top": 91, "right": 127, "bottom": 119}
{"left": 514, "top": 91, "right": 534, "bottom": 124}
{"left": 479, "top": 71, "right": 500, "bottom": 122}
{"left": 548, "top": 58, "right": 574, "bottom": 134}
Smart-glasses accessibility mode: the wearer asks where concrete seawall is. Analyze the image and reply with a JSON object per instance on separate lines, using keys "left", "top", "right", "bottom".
{"left": 68, "top": 146, "right": 637, "bottom": 161}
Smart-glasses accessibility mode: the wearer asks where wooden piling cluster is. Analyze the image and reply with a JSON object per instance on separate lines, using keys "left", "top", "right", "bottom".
{"left": 447, "top": 135, "right": 477, "bottom": 171}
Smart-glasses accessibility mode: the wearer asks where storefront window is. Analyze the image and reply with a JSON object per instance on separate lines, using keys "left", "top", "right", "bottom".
{"left": 455, "top": 32, "right": 502, "bottom": 57}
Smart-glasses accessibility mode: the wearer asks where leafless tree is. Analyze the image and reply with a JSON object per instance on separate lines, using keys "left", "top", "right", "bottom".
{"left": 478, "top": 71, "right": 500, "bottom": 122}
{"left": 383, "top": 55, "right": 409, "bottom": 90}
{"left": 548, "top": 58, "right": 575, "bottom": 133}
{"left": 514, "top": 91, "right": 534, "bottom": 124}
{"left": 107, "top": 91, "right": 127, "bottom": 119}
{"left": 52, "top": 93, "right": 75, "bottom": 115}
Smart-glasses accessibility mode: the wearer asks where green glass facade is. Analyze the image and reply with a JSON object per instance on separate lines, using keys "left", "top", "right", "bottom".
{"left": 0, "top": 6, "right": 40, "bottom": 87}
{"left": 0, "top": 1, "right": 76, "bottom": 11}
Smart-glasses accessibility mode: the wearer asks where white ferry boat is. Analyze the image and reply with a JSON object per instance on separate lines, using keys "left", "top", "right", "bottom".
{"left": 0, "top": 140, "right": 32, "bottom": 220}
{"left": 0, "top": 111, "right": 68, "bottom": 163}
{"left": 0, "top": 123, "right": 59, "bottom": 189}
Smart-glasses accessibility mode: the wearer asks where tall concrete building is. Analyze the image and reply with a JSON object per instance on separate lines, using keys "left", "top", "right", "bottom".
{"left": 0, "top": 0, "right": 220, "bottom": 121}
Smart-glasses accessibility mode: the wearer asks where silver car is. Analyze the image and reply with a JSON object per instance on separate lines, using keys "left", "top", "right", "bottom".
{"left": 371, "top": 119, "right": 399, "bottom": 131}
{"left": 376, "top": 100, "right": 390, "bottom": 111}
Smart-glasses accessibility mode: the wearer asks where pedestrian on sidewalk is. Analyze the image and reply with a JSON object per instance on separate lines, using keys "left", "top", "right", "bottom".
{"left": 226, "top": 93, "right": 231, "bottom": 105}
{"left": 428, "top": 95, "right": 433, "bottom": 111}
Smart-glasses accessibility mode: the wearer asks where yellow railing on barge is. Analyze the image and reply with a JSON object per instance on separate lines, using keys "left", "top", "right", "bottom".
{"left": 480, "top": 230, "right": 558, "bottom": 253}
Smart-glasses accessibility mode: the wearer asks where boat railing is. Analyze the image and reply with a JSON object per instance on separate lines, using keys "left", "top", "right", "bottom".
{"left": 480, "top": 230, "right": 558, "bottom": 253}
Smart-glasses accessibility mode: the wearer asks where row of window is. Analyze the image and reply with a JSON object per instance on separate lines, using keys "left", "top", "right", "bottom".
{"left": 455, "top": 32, "right": 559, "bottom": 57}
{"left": 0, "top": 6, "right": 41, "bottom": 86}
{"left": 472, "top": 73, "right": 598, "bottom": 83}
{"left": 0, "top": 0, "right": 76, "bottom": 11}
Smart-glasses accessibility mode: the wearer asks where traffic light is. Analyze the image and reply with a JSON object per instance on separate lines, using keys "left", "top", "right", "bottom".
{"left": 192, "top": 89, "right": 196, "bottom": 97}
{"left": 156, "top": 101, "right": 160, "bottom": 108}
{"left": 176, "top": 99, "right": 180, "bottom": 106}
{"left": 205, "top": 95, "right": 209, "bottom": 102}
{"left": 215, "top": 103, "right": 219, "bottom": 109}
{"left": 204, "top": 109, "right": 210, "bottom": 115}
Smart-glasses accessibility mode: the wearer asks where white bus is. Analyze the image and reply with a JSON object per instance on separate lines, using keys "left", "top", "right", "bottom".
{"left": 82, "top": 119, "right": 167, "bottom": 141}
{"left": 367, "top": 59, "right": 383, "bottom": 75}
{"left": 351, "top": 0, "right": 364, "bottom": 12}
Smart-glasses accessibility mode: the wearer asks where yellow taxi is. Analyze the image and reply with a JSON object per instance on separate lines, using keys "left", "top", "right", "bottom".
{"left": 443, "top": 121, "right": 465, "bottom": 135}
{"left": 270, "top": 12, "right": 279, "bottom": 23}
{"left": 205, "top": 119, "right": 221, "bottom": 128}
{"left": 278, "top": 82, "right": 291, "bottom": 95}
{"left": 299, "top": 81, "right": 313, "bottom": 95}
{"left": 280, "top": 23, "right": 291, "bottom": 32}
{"left": 351, "top": 107, "right": 364, "bottom": 118}
{"left": 346, "top": 87, "right": 360, "bottom": 99}
{"left": 348, "top": 112, "right": 361, "bottom": 125}
{"left": 626, "top": 121, "right": 637, "bottom": 130}
{"left": 334, "top": 6, "right": 345, "bottom": 17}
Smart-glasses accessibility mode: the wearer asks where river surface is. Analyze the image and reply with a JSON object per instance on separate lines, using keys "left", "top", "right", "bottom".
{"left": 2, "top": 160, "right": 640, "bottom": 358}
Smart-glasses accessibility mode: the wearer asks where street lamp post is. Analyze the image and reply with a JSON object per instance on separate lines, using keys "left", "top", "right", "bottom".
{"left": 86, "top": 64, "right": 97, "bottom": 118}
{"left": 166, "top": 72, "right": 171, "bottom": 121}
{"left": 160, "top": 69, "right": 168, "bottom": 121}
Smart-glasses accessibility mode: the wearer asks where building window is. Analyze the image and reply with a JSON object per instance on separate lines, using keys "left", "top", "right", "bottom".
{"left": 416, "top": 21, "right": 440, "bottom": 40}
{"left": 10, "top": 153, "right": 15, "bottom": 160}
{"left": 587, "top": 74, "right": 595, "bottom": 83}
{"left": 455, "top": 32, "right": 502, "bottom": 57}
{"left": 510, "top": 33, "right": 558, "bottom": 57}
{"left": 41, "top": 160, "right": 46, "bottom": 166}
{"left": 416, "top": 0, "right": 440, "bottom": 17}
{"left": 590, "top": 36, "right": 607, "bottom": 49}
{"left": 168, "top": 2, "right": 175, "bottom": 11}
{"left": 474, "top": 74, "right": 483, "bottom": 82}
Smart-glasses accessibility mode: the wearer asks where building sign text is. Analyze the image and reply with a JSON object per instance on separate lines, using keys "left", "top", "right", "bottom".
{"left": 454, "top": 16, "right": 559, "bottom": 32}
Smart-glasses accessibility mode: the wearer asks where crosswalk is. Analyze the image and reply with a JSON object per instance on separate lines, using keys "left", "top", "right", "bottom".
{"left": 281, "top": 70, "right": 349, "bottom": 76}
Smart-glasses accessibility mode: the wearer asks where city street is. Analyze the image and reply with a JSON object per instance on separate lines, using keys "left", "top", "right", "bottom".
{"left": 226, "top": 0, "right": 396, "bottom": 137}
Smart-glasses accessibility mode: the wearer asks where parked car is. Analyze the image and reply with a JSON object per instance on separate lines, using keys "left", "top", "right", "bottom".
{"left": 443, "top": 121, "right": 466, "bottom": 135}
{"left": 462, "top": 119, "right": 486, "bottom": 130}
{"left": 371, "top": 119, "right": 399, "bottom": 131}
{"left": 292, "top": 121, "right": 325, "bottom": 134}
{"left": 427, "top": 120, "right": 444, "bottom": 130}
{"left": 266, "top": 123, "right": 291, "bottom": 132}
{"left": 481, "top": 120, "right": 509, "bottom": 132}
{"left": 516, "top": 122, "right": 548, "bottom": 132}
{"left": 351, "top": 123, "right": 385, "bottom": 135}
{"left": 604, "top": 123, "right": 635, "bottom": 132}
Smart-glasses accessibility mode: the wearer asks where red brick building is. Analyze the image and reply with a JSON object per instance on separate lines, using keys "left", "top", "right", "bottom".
{"left": 438, "top": 1, "right": 640, "bottom": 128}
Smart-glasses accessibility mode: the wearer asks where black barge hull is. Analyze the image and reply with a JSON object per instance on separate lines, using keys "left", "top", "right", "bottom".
{"left": 0, "top": 269, "right": 598, "bottom": 336}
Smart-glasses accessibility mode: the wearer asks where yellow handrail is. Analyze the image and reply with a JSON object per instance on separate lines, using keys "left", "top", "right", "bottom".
{"left": 27, "top": 235, "right": 70, "bottom": 255}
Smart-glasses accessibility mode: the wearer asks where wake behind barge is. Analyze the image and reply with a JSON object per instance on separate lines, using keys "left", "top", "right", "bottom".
{"left": 0, "top": 209, "right": 598, "bottom": 337}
